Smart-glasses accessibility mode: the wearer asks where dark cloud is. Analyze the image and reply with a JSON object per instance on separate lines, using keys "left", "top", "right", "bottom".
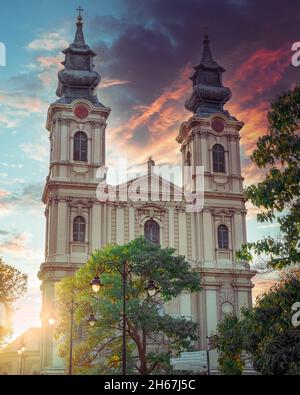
{"left": 91, "top": 0, "right": 299, "bottom": 122}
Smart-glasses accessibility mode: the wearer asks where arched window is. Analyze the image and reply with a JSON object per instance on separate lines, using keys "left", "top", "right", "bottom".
{"left": 144, "top": 219, "right": 160, "bottom": 244}
{"left": 217, "top": 224, "right": 229, "bottom": 249}
{"left": 212, "top": 144, "right": 225, "bottom": 173}
{"left": 73, "top": 216, "right": 86, "bottom": 242}
{"left": 74, "top": 132, "right": 88, "bottom": 162}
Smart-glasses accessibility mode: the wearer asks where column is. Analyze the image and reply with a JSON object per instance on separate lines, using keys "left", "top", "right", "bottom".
{"left": 91, "top": 203, "right": 101, "bottom": 250}
{"left": 116, "top": 207, "right": 125, "bottom": 244}
{"left": 191, "top": 213, "right": 196, "bottom": 260}
{"left": 107, "top": 206, "right": 112, "bottom": 243}
{"left": 56, "top": 200, "right": 68, "bottom": 260}
{"left": 233, "top": 212, "right": 243, "bottom": 253}
{"left": 200, "top": 134, "right": 209, "bottom": 172}
{"left": 203, "top": 210, "right": 214, "bottom": 262}
{"left": 129, "top": 207, "right": 135, "bottom": 241}
{"left": 178, "top": 212, "right": 187, "bottom": 257}
{"left": 168, "top": 208, "right": 175, "bottom": 248}
{"left": 60, "top": 122, "right": 68, "bottom": 161}
{"left": 94, "top": 124, "right": 101, "bottom": 164}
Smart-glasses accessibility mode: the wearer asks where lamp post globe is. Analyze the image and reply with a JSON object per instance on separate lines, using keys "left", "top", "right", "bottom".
{"left": 90, "top": 275, "right": 102, "bottom": 293}
{"left": 146, "top": 280, "right": 158, "bottom": 297}
{"left": 87, "top": 314, "right": 97, "bottom": 327}
{"left": 48, "top": 317, "right": 56, "bottom": 326}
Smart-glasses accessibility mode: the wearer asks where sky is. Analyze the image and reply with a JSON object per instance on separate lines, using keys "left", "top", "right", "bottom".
{"left": 0, "top": 0, "right": 299, "bottom": 338}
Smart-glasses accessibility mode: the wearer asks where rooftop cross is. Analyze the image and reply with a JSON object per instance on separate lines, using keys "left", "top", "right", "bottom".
{"left": 76, "top": 6, "right": 84, "bottom": 17}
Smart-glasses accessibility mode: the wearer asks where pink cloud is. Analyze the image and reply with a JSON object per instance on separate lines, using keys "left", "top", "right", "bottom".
{"left": 107, "top": 65, "right": 191, "bottom": 167}
{"left": 0, "top": 94, "right": 46, "bottom": 113}
{"left": 233, "top": 47, "right": 290, "bottom": 96}
{"left": 27, "top": 31, "right": 69, "bottom": 52}
{"left": 252, "top": 275, "right": 279, "bottom": 304}
{"left": 0, "top": 190, "right": 12, "bottom": 215}
{"left": 0, "top": 232, "right": 31, "bottom": 255}
{"left": 36, "top": 55, "right": 64, "bottom": 88}
{"left": 100, "top": 77, "right": 130, "bottom": 89}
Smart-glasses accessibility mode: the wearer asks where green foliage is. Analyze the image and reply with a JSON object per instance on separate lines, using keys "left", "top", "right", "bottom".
{"left": 237, "top": 86, "right": 300, "bottom": 269}
{"left": 0, "top": 257, "right": 28, "bottom": 347}
{"left": 215, "top": 270, "right": 300, "bottom": 375}
{"left": 215, "top": 315, "right": 245, "bottom": 375}
{"left": 55, "top": 237, "right": 201, "bottom": 375}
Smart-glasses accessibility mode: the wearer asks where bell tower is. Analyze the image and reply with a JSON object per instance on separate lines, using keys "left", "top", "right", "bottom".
{"left": 177, "top": 32, "right": 255, "bottom": 366}
{"left": 38, "top": 10, "right": 110, "bottom": 374}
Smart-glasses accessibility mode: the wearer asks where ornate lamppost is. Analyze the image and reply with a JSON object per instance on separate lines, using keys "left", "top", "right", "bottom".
{"left": 90, "top": 260, "right": 158, "bottom": 375}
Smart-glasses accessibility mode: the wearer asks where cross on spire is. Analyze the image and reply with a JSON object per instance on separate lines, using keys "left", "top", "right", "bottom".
{"left": 76, "top": 6, "right": 84, "bottom": 17}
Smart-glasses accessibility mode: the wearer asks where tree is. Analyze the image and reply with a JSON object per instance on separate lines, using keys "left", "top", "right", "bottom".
{"left": 215, "top": 270, "right": 300, "bottom": 375}
{"left": 55, "top": 237, "right": 201, "bottom": 375}
{"left": 0, "top": 258, "right": 28, "bottom": 346}
{"left": 215, "top": 315, "right": 245, "bottom": 375}
{"left": 237, "top": 86, "right": 300, "bottom": 269}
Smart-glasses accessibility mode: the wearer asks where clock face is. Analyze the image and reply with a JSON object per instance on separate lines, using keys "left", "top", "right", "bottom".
{"left": 211, "top": 118, "right": 225, "bottom": 133}
{"left": 74, "top": 105, "right": 89, "bottom": 119}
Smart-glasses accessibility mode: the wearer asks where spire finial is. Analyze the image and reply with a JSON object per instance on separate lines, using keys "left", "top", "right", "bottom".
{"left": 147, "top": 156, "right": 155, "bottom": 175}
{"left": 201, "top": 26, "right": 213, "bottom": 63}
{"left": 74, "top": 6, "right": 86, "bottom": 45}
{"left": 76, "top": 6, "right": 84, "bottom": 19}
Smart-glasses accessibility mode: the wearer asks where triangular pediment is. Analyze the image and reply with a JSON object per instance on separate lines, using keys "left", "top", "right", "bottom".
{"left": 211, "top": 207, "right": 234, "bottom": 216}
{"left": 115, "top": 171, "right": 183, "bottom": 203}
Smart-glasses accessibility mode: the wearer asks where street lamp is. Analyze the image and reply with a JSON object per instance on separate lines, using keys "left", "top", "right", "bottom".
{"left": 87, "top": 314, "right": 97, "bottom": 327}
{"left": 145, "top": 280, "right": 158, "bottom": 297}
{"left": 90, "top": 275, "right": 102, "bottom": 293}
{"left": 90, "top": 261, "right": 158, "bottom": 376}
{"left": 90, "top": 260, "right": 128, "bottom": 375}
{"left": 48, "top": 315, "right": 56, "bottom": 326}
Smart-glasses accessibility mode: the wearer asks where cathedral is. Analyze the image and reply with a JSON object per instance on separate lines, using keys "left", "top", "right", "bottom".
{"left": 37, "top": 13, "right": 255, "bottom": 374}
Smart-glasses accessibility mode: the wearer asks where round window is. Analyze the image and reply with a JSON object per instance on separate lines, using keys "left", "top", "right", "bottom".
{"left": 221, "top": 302, "right": 234, "bottom": 315}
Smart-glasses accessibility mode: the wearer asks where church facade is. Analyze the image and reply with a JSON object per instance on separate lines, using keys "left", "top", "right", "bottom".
{"left": 38, "top": 13, "right": 255, "bottom": 374}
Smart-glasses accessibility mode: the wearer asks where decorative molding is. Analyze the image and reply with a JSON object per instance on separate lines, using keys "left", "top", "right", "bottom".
{"left": 210, "top": 207, "right": 235, "bottom": 217}
{"left": 175, "top": 203, "right": 186, "bottom": 213}
{"left": 69, "top": 199, "right": 92, "bottom": 208}
{"left": 136, "top": 202, "right": 167, "bottom": 213}
{"left": 219, "top": 291, "right": 235, "bottom": 305}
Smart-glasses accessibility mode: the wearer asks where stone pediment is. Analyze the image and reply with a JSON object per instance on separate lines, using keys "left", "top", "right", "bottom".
{"left": 117, "top": 171, "right": 183, "bottom": 203}
{"left": 210, "top": 207, "right": 235, "bottom": 216}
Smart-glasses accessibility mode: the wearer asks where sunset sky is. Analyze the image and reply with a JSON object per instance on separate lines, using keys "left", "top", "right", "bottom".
{"left": 0, "top": 0, "right": 299, "bottom": 337}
